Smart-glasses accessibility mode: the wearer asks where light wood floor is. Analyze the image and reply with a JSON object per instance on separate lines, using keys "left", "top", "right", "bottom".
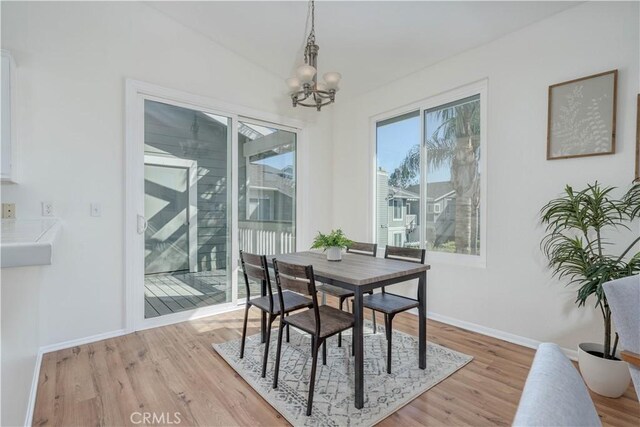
{"left": 33, "top": 306, "right": 639, "bottom": 426}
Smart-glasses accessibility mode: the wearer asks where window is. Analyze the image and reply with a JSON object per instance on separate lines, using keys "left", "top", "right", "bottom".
{"left": 249, "top": 197, "right": 272, "bottom": 221}
{"left": 374, "top": 81, "right": 486, "bottom": 263}
{"left": 392, "top": 199, "right": 403, "bottom": 220}
{"left": 425, "top": 94, "right": 481, "bottom": 255}
{"left": 375, "top": 111, "right": 420, "bottom": 249}
{"left": 393, "top": 232, "right": 403, "bottom": 247}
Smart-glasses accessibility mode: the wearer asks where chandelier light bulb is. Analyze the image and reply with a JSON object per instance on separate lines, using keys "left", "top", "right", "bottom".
{"left": 296, "top": 64, "right": 317, "bottom": 85}
{"left": 323, "top": 72, "right": 342, "bottom": 90}
{"left": 286, "top": 77, "right": 301, "bottom": 94}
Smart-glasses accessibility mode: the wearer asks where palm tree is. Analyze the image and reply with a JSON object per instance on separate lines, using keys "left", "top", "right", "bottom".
{"left": 389, "top": 98, "right": 481, "bottom": 254}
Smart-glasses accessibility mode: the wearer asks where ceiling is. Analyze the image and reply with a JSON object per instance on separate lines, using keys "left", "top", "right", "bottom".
{"left": 149, "top": 1, "right": 580, "bottom": 96}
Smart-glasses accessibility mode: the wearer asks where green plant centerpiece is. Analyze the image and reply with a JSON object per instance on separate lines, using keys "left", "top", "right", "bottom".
{"left": 311, "top": 229, "right": 353, "bottom": 261}
{"left": 540, "top": 181, "right": 640, "bottom": 397}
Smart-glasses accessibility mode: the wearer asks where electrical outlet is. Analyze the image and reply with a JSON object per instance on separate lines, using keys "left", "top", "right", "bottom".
{"left": 41, "top": 201, "right": 54, "bottom": 217}
{"left": 2, "top": 203, "right": 16, "bottom": 219}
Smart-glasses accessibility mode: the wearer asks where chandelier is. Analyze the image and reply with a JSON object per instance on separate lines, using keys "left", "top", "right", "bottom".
{"left": 286, "top": 0, "right": 341, "bottom": 111}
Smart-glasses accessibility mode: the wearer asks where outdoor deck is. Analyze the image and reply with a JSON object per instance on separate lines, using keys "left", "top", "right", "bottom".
{"left": 144, "top": 270, "right": 262, "bottom": 318}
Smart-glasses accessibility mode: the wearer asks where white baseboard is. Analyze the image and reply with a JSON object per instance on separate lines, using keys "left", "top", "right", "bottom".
{"left": 25, "top": 328, "right": 129, "bottom": 425}
{"left": 24, "top": 350, "right": 43, "bottom": 427}
{"left": 422, "top": 309, "right": 578, "bottom": 361}
{"left": 39, "top": 328, "right": 128, "bottom": 355}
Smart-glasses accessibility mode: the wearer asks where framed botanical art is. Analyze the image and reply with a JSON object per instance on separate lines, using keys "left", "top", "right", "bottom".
{"left": 547, "top": 70, "right": 617, "bottom": 160}
{"left": 636, "top": 94, "right": 640, "bottom": 181}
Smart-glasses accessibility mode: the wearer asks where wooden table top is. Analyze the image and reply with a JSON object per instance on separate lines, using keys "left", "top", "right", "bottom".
{"left": 267, "top": 251, "right": 430, "bottom": 286}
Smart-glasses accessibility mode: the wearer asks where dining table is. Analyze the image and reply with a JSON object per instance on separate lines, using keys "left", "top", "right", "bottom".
{"left": 266, "top": 250, "right": 430, "bottom": 409}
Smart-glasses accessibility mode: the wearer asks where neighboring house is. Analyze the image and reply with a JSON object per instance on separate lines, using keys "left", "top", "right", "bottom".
{"left": 377, "top": 168, "right": 457, "bottom": 248}
{"left": 377, "top": 168, "right": 419, "bottom": 247}
{"left": 245, "top": 163, "right": 294, "bottom": 222}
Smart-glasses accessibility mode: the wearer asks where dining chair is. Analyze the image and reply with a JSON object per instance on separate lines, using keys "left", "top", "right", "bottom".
{"left": 272, "top": 259, "right": 354, "bottom": 416}
{"left": 316, "top": 241, "right": 378, "bottom": 348}
{"left": 362, "top": 245, "right": 426, "bottom": 374}
{"left": 239, "top": 250, "right": 313, "bottom": 378}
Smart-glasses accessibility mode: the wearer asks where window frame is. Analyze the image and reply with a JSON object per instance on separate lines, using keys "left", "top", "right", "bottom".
{"left": 370, "top": 79, "right": 488, "bottom": 267}
{"left": 392, "top": 199, "right": 403, "bottom": 220}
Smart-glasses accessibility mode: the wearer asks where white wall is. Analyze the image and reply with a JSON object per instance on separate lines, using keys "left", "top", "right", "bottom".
{"left": 1, "top": 267, "right": 42, "bottom": 427}
{"left": 0, "top": 3, "right": 333, "bottom": 423}
{"left": 331, "top": 1, "right": 639, "bottom": 352}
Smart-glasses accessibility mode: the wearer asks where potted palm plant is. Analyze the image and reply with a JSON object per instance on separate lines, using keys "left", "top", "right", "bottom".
{"left": 311, "top": 229, "right": 353, "bottom": 261}
{"left": 540, "top": 181, "right": 640, "bottom": 397}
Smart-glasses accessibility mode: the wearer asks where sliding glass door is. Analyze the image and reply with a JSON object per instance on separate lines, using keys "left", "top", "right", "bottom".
{"left": 237, "top": 120, "right": 296, "bottom": 299}
{"left": 143, "top": 99, "right": 232, "bottom": 319}
{"left": 129, "top": 85, "right": 299, "bottom": 325}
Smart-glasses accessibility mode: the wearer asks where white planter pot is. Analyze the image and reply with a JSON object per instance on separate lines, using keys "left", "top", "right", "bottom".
{"left": 326, "top": 246, "right": 342, "bottom": 261}
{"left": 578, "top": 342, "right": 631, "bottom": 398}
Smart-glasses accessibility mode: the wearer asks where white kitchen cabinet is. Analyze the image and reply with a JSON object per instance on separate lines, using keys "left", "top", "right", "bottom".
{"left": 1, "top": 50, "right": 16, "bottom": 183}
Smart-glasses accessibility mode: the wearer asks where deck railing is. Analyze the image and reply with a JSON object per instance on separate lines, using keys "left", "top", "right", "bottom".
{"left": 239, "top": 221, "right": 295, "bottom": 255}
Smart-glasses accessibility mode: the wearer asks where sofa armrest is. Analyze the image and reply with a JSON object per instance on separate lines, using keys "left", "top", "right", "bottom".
{"left": 513, "top": 343, "right": 601, "bottom": 427}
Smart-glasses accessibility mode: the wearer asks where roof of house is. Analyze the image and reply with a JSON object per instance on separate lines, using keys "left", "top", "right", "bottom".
{"left": 404, "top": 182, "right": 454, "bottom": 201}
{"left": 389, "top": 186, "right": 420, "bottom": 200}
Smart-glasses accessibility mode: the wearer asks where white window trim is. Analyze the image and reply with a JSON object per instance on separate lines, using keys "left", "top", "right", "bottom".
{"left": 125, "top": 79, "right": 303, "bottom": 333}
{"left": 433, "top": 203, "right": 441, "bottom": 214}
{"left": 370, "top": 79, "right": 488, "bottom": 268}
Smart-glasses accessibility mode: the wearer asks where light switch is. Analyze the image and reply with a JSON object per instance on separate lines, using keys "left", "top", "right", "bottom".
{"left": 90, "top": 203, "right": 101, "bottom": 217}
{"left": 2, "top": 203, "right": 15, "bottom": 219}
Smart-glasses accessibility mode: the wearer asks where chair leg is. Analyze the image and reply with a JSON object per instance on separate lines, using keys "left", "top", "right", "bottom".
{"left": 262, "top": 313, "right": 274, "bottom": 378}
{"left": 385, "top": 314, "right": 395, "bottom": 374}
{"left": 338, "top": 298, "right": 344, "bottom": 347}
{"left": 272, "top": 321, "right": 286, "bottom": 389}
{"left": 285, "top": 312, "right": 290, "bottom": 343}
{"left": 351, "top": 331, "right": 355, "bottom": 357}
{"left": 307, "top": 337, "right": 321, "bottom": 416}
{"left": 322, "top": 339, "right": 327, "bottom": 365}
{"left": 372, "top": 309, "right": 377, "bottom": 334}
{"left": 240, "top": 303, "right": 250, "bottom": 359}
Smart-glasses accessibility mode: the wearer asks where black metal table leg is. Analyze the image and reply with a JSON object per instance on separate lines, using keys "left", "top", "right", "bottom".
{"left": 353, "top": 288, "right": 364, "bottom": 409}
{"left": 418, "top": 270, "right": 427, "bottom": 369}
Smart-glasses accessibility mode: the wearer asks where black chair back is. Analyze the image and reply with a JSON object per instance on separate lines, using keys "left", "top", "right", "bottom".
{"left": 347, "top": 241, "right": 377, "bottom": 257}
{"left": 384, "top": 245, "right": 426, "bottom": 264}
{"left": 239, "top": 250, "right": 273, "bottom": 310}
{"left": 273, "top": 259, "right": 321, "bottom": 337}
{"left": 382, "top": 245, "right": 426, "bottom": 296}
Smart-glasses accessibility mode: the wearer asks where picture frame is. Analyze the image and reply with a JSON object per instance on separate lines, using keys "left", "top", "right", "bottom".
{"left": 547, "top": 70, "right": 617, "bottom": 160}
{"left": 636, "top": 94, "right": 640, "bottom": 181}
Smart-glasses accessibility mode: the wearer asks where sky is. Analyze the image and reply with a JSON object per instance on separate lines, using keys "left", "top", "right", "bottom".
{"left": 377, "top": 113, "right": 450, "bottom": 185}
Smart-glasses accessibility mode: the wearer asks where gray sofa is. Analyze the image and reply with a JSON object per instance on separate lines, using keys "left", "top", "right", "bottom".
{"left": 603, "top": 275, "right": 640, "bottom": 398}
{"left": 513, "top": 343, "right": 601, "bottom": 427}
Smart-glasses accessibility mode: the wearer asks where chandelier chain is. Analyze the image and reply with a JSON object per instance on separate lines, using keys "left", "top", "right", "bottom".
{"left": 304, "top": 1, "right": 316, "bottom": 64}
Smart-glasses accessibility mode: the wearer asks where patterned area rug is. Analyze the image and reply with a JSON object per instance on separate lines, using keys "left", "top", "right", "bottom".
{"left": 213, "top": 322, "right": 472, "bottom": 426}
